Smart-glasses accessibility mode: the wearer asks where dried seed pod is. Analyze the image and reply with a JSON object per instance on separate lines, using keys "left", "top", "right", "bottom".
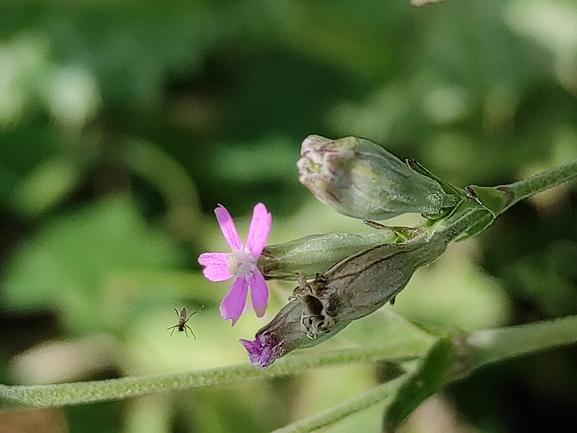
{"left": 293, "top": 232, "right": 448, "bottom": 338}
{"left": 241, "top": 231, "right": 450, "bottom": 367}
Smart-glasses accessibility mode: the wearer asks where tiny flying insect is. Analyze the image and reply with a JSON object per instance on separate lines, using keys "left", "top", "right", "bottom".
{"left": 167, "top": 307, "right": 201, "bottom": 338}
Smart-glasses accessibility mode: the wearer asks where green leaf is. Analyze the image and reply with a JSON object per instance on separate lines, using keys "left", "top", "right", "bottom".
{"left": 382, "top": 338, "right": 455, "bottom": 432}
{"left": 14, "top": 157, "right": 80, "bottom": 217}
{"left": 0, "top": 195, "right": 185, "bottom": 334}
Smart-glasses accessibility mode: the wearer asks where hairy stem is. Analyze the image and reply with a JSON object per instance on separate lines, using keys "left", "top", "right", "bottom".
{"left": 501, "top": 159, "right": 577, "bottom": 212}
{"left": 272, "top": 375, "right": 407, "bottom": 433}
{"left": 467, "top": 315, "right": 577, "bottom": 369}
{"left": 0, "top": 337, "right": 430, "bottom": 408}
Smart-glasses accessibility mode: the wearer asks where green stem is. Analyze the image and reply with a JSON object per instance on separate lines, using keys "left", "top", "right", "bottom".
{"left": 501, "top": 159, "right": 577, "bottom": 212}
{"left": 272, "top": 376, "right": 408, "bottom": 433}
{"left": 467, "top": 315, "right": 577, "bottom": 369}
{"left": 469, "top": 159, "right": 577, "bottom": 217}
{"left": 0, "top": 338, "right": 431, "bottom": 408}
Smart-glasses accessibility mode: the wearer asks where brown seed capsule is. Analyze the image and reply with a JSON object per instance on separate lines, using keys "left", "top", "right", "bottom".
{"left": 292, "top": 231, "right": 449, "bottom": 339}
{"left": 241, "top": 231, "right": 450, "bottom": 367}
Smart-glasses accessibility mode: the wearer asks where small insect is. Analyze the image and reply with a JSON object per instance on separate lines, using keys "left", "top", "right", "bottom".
{"left": 167, "top": 307, "right": 200, "bottom": 338}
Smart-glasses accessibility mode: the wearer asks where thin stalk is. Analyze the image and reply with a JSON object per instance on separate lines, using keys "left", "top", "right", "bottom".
{"left": 501, "top": 159, "right": 577, "bottom": 212}
{"left": 272, "top": 375, "right": 408, "bottom": 433}
{"left": 467, "top": 315, "right": 577, "bottom": 369}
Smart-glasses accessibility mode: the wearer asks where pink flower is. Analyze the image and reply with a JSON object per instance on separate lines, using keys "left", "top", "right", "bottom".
{"left": 198, "top": 203, "right": 272, "bottom": 325}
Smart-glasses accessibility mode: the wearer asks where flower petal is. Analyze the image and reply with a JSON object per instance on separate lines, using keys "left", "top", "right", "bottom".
{"left": 246, "top": 203, "right": 271, "bottom": 257}
{"left": 248, "top": 270, "right": 269, "bottom": 317}
{"left": 215, "top": 204, "right": 243, "bottom": 251}
{"left": 220, "top": 278, "right": 249, "bottom": 326}
{"left": 198, "top": 253, "right": 232, "bottom": 281}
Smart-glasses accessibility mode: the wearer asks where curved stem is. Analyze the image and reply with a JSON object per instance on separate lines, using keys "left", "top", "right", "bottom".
{"left": 272, "top": 375, "right": 408, "bottom": 433}
{"left": 0, "top": 337, "right": 431, "bottom": 407}
{"left": 467, "top": 315, "right": 577, "bottom": 369}
{"left": 501, "top": 159, "right": 577, "bottom": 212}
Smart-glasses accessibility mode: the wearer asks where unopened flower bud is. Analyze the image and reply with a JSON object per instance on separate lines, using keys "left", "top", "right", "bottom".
{"left": 258, "top": 225, "right": 424, "bottom": 280}
{"left": 297, "top": 135, "right": 460, "bottom": 220}
{"left": 241, "top": 231, "right": 450, "bottom": 367}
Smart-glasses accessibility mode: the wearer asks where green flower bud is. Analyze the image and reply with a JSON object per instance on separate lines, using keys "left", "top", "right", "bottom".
{"left": 297, "top": 135, "right": 460, "bottom": 220}
{"left": 258, "top": 224, "right": 424, "bottom": 280}
{"left": 242, "top": 231, "right": 449, "bottom": 367}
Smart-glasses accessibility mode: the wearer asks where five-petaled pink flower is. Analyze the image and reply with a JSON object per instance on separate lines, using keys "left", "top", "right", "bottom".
{"left": 198, "top": 203, "right": 272, "bottom": 325}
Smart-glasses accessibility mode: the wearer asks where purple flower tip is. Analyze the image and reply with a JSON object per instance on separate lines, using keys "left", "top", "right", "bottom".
{"left": 240, "top": 337, "right": 277, "bottom": 368}
{"left": 239, "top": 300, "right": 311, "bottom": 367}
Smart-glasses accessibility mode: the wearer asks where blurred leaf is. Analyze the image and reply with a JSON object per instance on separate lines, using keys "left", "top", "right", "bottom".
{"left": 508, "top": 239, "right": 577, "bottom": 316}
{"left": 395, "top": 244, "right": 511, "bottom": 331}
{"left": 119, "top": 139, "right": 201, "bottom": 243}
{"left": 14, "top": 156, "right": 80, "bottom": 218}
{"left": 1, "top": 195, "right": 186, "bottom": 334}
{"left": 211, "top": 137, "right": 297, "bottom": 184}
{"left": 0, "top": 32, "right": 52, "bottom": 126}
{"left": 218, "top": 50, "right": 362, "bottom": 143}
{"left": 382, "top": 338, "right": 455, "bottom": 432}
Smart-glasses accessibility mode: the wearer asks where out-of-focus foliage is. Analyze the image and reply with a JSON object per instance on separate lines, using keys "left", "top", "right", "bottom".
{"left": 1, "top": 0, "right": 577, "bottom": 432}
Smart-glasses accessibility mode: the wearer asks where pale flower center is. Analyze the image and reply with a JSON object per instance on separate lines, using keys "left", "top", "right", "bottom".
{"left": 227, "top": 249, "right": 256, "bottom": 278}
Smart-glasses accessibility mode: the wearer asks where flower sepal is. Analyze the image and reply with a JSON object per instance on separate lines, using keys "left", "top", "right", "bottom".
{"left": 258, "top": 224, "right": 425, "bottom": 280}
{"left": 240, "top": 299, "right": 351, "bottom": 368}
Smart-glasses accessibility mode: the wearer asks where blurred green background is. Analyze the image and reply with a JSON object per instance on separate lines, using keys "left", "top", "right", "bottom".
{"left": 1, "top": 0, "right": 577, "bottom": 432}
